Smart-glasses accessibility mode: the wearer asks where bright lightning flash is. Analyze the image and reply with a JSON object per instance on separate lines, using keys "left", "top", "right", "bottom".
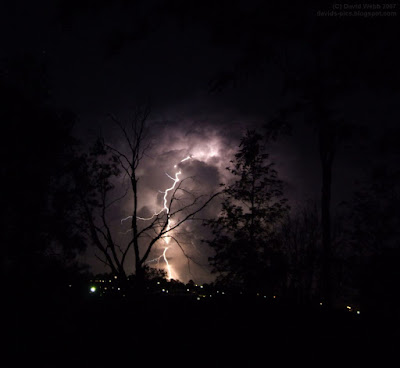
{"left": 146, "top": 246, "right": 172, "bottom": 280}
{"left": 122, "top": 155, "right": 193, "bottom": 280}
{"left": 162, "top": 247, "right": 172, "bottom": 280}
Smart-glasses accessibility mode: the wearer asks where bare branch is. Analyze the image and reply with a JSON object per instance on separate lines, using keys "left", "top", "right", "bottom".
{"left": 94, "top": 253, "right": 112, "bottom": 269}
{"left": 108, "top": 113, "right": 135, "bottom": 154}
{"left": 105, "top": 181, "right": 130, "bottom": 209}
{"left": 167, "top": 192, "right": 222, "bottom": 234}
{"left": 104, "top": 144, "right": 131, "bottom": 174}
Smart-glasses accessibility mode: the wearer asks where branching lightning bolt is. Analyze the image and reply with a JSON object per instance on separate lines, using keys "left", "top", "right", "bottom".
{"left": 122, "top": 155, "right": 193, "bottom": 280}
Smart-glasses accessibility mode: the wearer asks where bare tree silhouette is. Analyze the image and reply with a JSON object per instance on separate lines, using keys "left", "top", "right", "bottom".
{"left": 72, "top": 106, "right": 220, "bottom": 290}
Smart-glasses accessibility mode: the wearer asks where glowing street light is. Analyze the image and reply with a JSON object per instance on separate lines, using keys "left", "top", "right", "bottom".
{"left": 90, "top": 286, "right": 96, "bottom": 293}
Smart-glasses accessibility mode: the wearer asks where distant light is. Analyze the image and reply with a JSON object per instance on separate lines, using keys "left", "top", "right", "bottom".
{"left": 69, "top": 285, "right": 72, "bottom": 288}
{"left": 273, "top": 295, "right": 276, "bottom": 299}
{"left": 162, "top": 289, "right": 165, "bottom": 292}
{"left": 187, "top": 289, "right": 190, "bottom": 292}
{"left": 157, "top": 281, "right": 160, "bottom": 285}
{"left": 114, "top": 276, "right": 117, "bottom": 279}
{"left": 200, "top": 285, "right": 203, "bottom": 289}
{"left": 357, "top": 310, "right": 361, "bottom": 315}
{"left": 264, "top": 296, "right": 266, "bottom": 299}
{"left": 197, "top": 297, "right": 201, "bottom": 301}
{"left": 320, "top": 302, "right": 323, "bottom": 306}
{"left": 221, "top": 291, "right": 225, "bottom": 295}
{"left": 117, "top": 288, "right": 120, "bottom": 291}
{"left": 90, "top": 286, "right": 96, "bottom": 293}
{"left": 346, "top": 306, "right": 352, "bottom": 310}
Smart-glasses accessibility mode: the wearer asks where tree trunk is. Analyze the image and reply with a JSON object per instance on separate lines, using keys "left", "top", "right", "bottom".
{"left": 319, "top": 131, "right": 335, "bottom": 307}
{"left": 314, "top": 29, "right": 335, "bottom": 307}
{"left": 135, "top": 263, "right": 145, "bottom": 297}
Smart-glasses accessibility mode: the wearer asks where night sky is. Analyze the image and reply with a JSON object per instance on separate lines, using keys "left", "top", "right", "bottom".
{"left": 2, "top": 0, "right": 399, "bottom": 282}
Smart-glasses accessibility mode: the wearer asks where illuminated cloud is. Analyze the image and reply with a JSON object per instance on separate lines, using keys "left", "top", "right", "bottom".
{"left": 91, "top": 113, "right": 249, "bottom": 282}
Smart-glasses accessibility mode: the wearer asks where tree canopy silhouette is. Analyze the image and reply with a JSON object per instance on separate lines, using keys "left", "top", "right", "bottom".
{"left": 205, "top": 130, "right": 288, "bottom": 292}
{"left": 0, "top": 56, "right": 86, "bottom": 300}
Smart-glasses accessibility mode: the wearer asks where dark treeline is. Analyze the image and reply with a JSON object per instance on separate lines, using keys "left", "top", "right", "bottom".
{"left": 2, "top": 50, "right": 399, "bottom": 314}
{"left": 0, "top": 56, "right": 89, "bottom": 305}
{"left": 2, "top": 59, "right": 398, "bottom": 314}
{"left": 204, "top": 127, "right": 400, "bottom": 315}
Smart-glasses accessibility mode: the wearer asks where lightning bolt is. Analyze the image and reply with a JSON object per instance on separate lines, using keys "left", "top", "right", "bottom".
{"left": 145, "top": 247, "right": 172, "bottom": 280}
{"left": 162, "top": 247, "right": 172, "bottom": 280}
{"left": 122, "top": 155, "right": 193, "bottom": 280}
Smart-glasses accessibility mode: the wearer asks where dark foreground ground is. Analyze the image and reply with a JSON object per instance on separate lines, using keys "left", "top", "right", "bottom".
{"left": 5, "top": 295, "right": 399, "bottom": 368}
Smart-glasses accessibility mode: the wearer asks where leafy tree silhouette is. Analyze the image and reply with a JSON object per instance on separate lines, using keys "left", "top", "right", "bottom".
{"left": 205, "top": 130, "right": 289, "bottom": 293}
{"left": 0, "top": 56, "right": 86, "bottom": 299}
{"left": 202, "top": 1, "right": 399, "bottom": 307}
